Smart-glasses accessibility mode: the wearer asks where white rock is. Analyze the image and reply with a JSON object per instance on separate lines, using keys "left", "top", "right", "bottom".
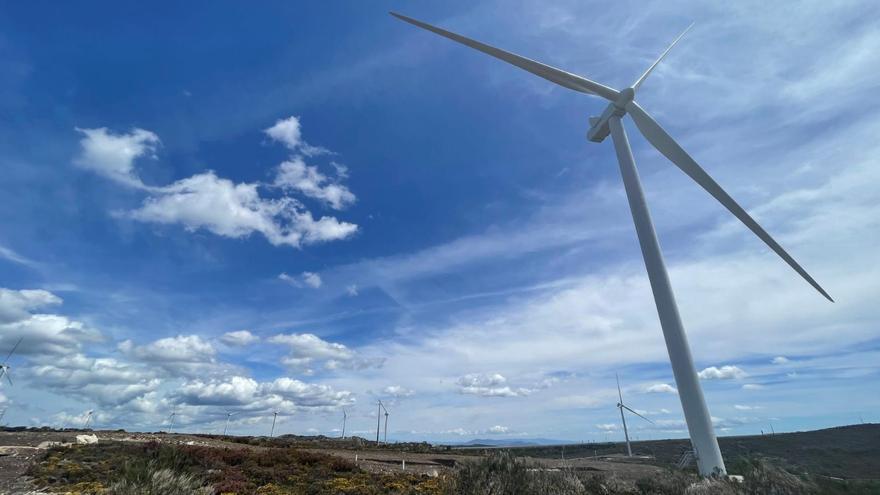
{"left": 76, "top": 434, "right": 99, "bottom": 444}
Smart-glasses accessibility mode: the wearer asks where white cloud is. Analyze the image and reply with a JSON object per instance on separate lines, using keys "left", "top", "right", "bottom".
{"left": 456, "top": 373, "right": 531, "bottom": 397}
{"left": 264, "top": 116, "right": 330, "bottom": 157}
{"left": 129, "top": 171, "right": 357, "bottom": 248}
{"left": 220, "top": 330, "right": 259, "bottom": 347}
{"left": 302, "top": 272, "right": 322, "bottom": 289}
{"left": 742, "top": 384, "right": 765, "bottom": 391}
{"left": 698, "top": 365, "right": 748, "bottom": 381}
{"left": 383, "top": 385, "right": 415, "bottom": 398}
{"left": 487, "top": 425, "right": 509, "bottom": 434}
{"left": 264, "top": 116, "right": 303, "bottom": 150}
{"left": 0, "top": 288, "right": 61, "bottom": 324}
{"left": 73, "top": 127, "right": 159, "bottom": 187}
{"left": 274, "top": 158, "right": 355, "bottom": 210}
{"left": 596, "top": 423, "right": 618, "bottom": 432}
{"left": 645, "top": 383, "right": 678, "bottom": 394}
{"left": 734, "top": 404, "right": 762, "bottom": 411}
{"left": 269, "top": 333, "right": 383, "bottom": 373}
{"left": 346, "top": 284, "right": 359, "bottom": 296}
{"left": 175, "top": 375, "right": 353, "bottom": 412}
{"left": 0, "top": 245, "right": 38, "bottom": 268}
{"left": 28, "top": 353, "right": 159, "bottom": 407}
{"left": 771, "top": 356, "right": 790, "bottom": 365}
{"left": 119, "top": 335, "right": 225, "bottom": 378}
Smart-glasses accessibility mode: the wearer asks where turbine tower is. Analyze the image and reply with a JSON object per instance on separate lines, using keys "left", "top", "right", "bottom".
{"left": 616, "top": 374, "right": 654, "bottom": 457}
{"left": 382, "top": 404, "right": 390, "bottom": 444}
{"left": 341, "top": 408, "right": 347, "bottom": 439}
{"left": 375, "top": 400, "right": 383, "bottom": 444}
{"left": 270, "top": 411, "right": 278, "bottom": 438}
{"left": 82, "top": 410, "right": 93, "bottom": 429}
{"left": 391, "top": 12, "right": 833, "bottom": 476}
{"left": 0, "top": 337, "right": 22, "bottom": 386}
{"left": 223, "top": 411, "right": 236, "bottom": 436}
{"left": 167, "top": 410, "right": 176, "bottom": 434}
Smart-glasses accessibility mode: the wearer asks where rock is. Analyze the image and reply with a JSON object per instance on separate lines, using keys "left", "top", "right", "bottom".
{"left": 36, "top": 441, "right": 68, "bottom": 449}
{"left": 75, "top": 434, "right": 99, "bottom": 444}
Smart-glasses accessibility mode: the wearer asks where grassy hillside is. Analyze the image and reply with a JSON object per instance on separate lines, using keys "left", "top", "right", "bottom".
{"left": 498, "top": 423, "right": 880, "bottom": 479}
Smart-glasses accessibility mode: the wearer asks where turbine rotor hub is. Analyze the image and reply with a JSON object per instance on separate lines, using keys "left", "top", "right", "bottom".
{"left": 614, "top": 88, "right": 635, "bottom": 111}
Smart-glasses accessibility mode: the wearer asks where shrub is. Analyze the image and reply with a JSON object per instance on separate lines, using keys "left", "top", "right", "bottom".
{"left": 107, "top": 463, "right": 212, "bottom": 495}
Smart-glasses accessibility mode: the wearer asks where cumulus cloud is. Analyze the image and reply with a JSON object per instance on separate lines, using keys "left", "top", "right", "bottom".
{"left": 220, "top": 330, "right": 259, "bottom": 347}
{"left": 274, "top": 158, "right": 355, "bottom": 210}
{"left": 698, "top": 365, "right": 747, "bottom": 380}
{"left": 0, "top": 288, "right": 61, "bottom": 324}
{"left": 487, "top": 425, "right": 509, "bottom": 434}
{"left": 264, "top": 116, "right": 330, "bottom": 157}
{"left": 302, "top": 272, "right": 322, "bottom": 288}
{"left": 742, "top": 383, "right": 765, "bottom": 391}
{"left": 174, "top": 375, "right": 353, "bottom": 413}
{"left": 119, "top": 335, "right": 227, "bottom": 378}
{"left": 75, "top": 119, "right": 358, "bottom": 250}
{"left": 456, "top": 373, "right": 531, "bottom": 397}
{"left": 0, "top": 308, "right": 102, "bottom": 357}
{"left": 73, "top": 127, "right": 159, "bottom": 187}
{"left": 129, "top": 172, "right": 357, "bottom": 248}
{"left": 383, "top": 385, "right": 415, "bottom": 398}
{"left": 269, "top": 333, "right": 383, "bottom": 373}
{"left": 596, "top": 423, "right": 618, "bottom": 432}
{"left": 645, "top": 383, "right": 678, "bottom": 394}
{"left": 771, "top": 356, "right": 790, "bottom": 364}
{"left": 27, "top": 353, "right": 159, "bottom": 407}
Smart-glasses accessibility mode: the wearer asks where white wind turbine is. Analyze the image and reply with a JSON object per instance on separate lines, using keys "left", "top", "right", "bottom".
{"left": 391, "top": 12, "right": 833, "bottom": 476}
{"left": 376, "top": 400, "right": 389, "bottom": 444}
{"left": 82, "top": 410, "right": 94, "bottom": 429}
{"left": 616, "top": 374, "right": 654, "bottom": 457}
{"left": 0, "top": 337, "right": 22, "bottom": 386}
{"left": 341, "top": 408, "right": 347, "bottom": 439}
{"left": 270, "top": 411, "right": 279, "bottom": 438}
{"left": 167, "top": 410, "right": 176, "bottom": 434}
{"left": 223, "top": 411, "right": 236, "bottom": 436}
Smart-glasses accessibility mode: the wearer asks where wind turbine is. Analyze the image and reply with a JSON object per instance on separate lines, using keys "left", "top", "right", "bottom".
{"left": 82, "top": 410, "right": 93, "bottom": 429}
{"left": 341, "top": 408, "right": 347, "bottom": 439}
{"left": 376, "top": 400, "right": 383, "bottom": 444}
{"left": 270, "top": 411, "right": 278, "bottom": 438}
{"left": 0, "top": 337, "right": 22, "bottom": 386}
{"left": 616, "top": 374, "right": 654, "bottom": 457}
{"left": 391, "top": 12, "right": 833, "bottom": 476}
{"left": 167, "top": 410, "right": 176, "bottom": 434}
{"left": 382, "top": 403, "right": 390, "bottom": 444}
{"left": 223, "top": 411, "right": 236, "bottom": 436}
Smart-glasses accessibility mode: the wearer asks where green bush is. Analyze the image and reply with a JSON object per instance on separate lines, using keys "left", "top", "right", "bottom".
{"left": 107, "top": 463, "right": 212, "bottom": 495}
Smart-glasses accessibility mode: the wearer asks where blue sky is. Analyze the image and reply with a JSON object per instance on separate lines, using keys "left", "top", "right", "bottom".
{"left": 1, "top": 0, "right": 878, "bottom": 443}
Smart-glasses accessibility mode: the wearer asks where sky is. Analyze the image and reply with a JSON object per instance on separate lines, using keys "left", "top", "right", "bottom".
{"left": 0, "top": 0, "right": 878, "bottom": 444}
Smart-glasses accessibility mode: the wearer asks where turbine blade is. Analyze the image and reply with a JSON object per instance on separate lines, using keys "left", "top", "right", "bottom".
{"left": 631, "top": 23, "right": 694, "bottom": 91}
{"left": 5, "top": 371, "right": 12, "bottom": 386}
{"left": 621, "top": 404, "right": 654, "bottom": 424}
{"left": 3, "top": 337, "right": 22, "bottom": 363}
{"left": 616, "top": 373, "right": 623, "bottom": 403}
{"left": 626, "top": 101, "right": 833, "bottom": 302}
{"left": 390, "top": 12, "right": 619, "bottom": 101}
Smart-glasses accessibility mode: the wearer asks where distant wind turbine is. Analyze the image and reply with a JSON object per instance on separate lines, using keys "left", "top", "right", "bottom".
{"left": 616, "top": 374, "right": 654, "bottom": 457}
{"left": 376, "top": 400, "right": 386, "bottom": 445}
{"left": 223, "top": 411, "right": 236, "bottom": 436}
{"left": 0, "top": 337, "right": 22, "bottom": 386}
{"left": 382, "top": 404, "right": 390, "bottom": 444}
{"left": 270, "top": 411, "right": 278, "bottom": 438}
{"left": 82, "top": 410, "right": 94, "bottom": 429}
{"left": 341, "top": 408, "right": 347, "bottom": 439}
{"left": 391, "top": 12, "right": 833, "bottom": 476}
{"left": 167, "top": 410, "right": 176, "bottom": 434}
